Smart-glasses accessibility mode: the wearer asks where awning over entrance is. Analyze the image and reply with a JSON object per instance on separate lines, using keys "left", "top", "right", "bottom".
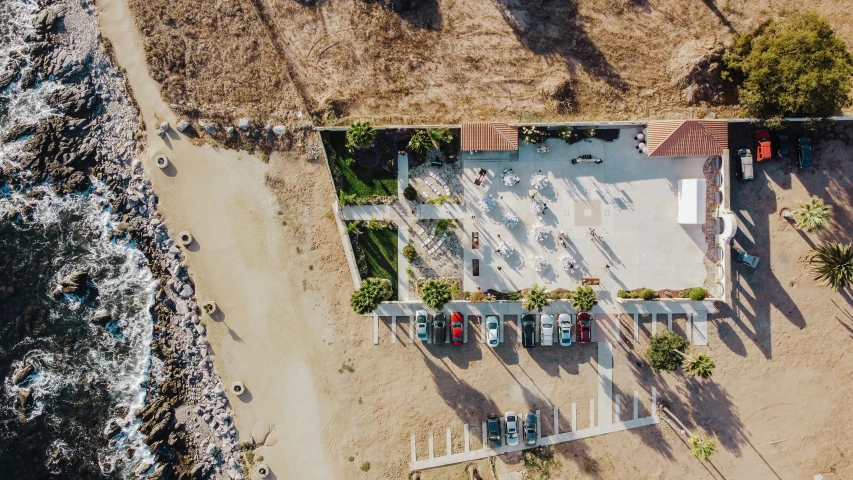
{"left": 677, "top": 179, "right": 707, "bottom": 224}
{"left": 461, "top": 123, "right": 519, "bottom": 151}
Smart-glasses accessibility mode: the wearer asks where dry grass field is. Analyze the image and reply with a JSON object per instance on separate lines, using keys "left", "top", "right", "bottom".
{"left": 127, "top": 0, "right": 853, "bottom": 125}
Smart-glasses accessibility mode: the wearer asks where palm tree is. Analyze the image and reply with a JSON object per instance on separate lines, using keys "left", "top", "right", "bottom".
{"left": 809, "top": 241, "right": 853, "bottom": 291}
{"left": 689, "top": 434, "right": 718, "bottom": 461}
{"left": 523, "top": 284, "right": 550, "bottom": 312}
{"left": 408, "top": 130, "right": 431, "bottom": 154}
{"left": 571, "top": 286, "right": 598, "bottom": 312}
{"left": 346, "top": 121, "right": 376, "bottom": 149}
{"left": 792, "top": 196, "right": 833, "bottom": 231}
{"left": 682, "top": 352, "right": 716, "bottom": 379}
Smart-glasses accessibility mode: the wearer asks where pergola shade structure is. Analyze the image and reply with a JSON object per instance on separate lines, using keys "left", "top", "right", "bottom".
{"left": 461, "top": 123, "right": 519, "bottom": 151}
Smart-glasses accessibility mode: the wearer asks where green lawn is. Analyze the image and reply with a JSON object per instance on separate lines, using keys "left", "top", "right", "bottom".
{"left": 328, "top": 132, "right": 397, "bottom": 198}
{"left": 352, "top": 227, "right": 398, "bottom": 300}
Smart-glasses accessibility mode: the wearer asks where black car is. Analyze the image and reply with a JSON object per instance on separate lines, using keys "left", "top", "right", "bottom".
{"left": 521, "top": 314, "right": 536, "bottom": 348}
{"left": 798, "top": 137, "right": 813, "bottom": 169}
{"left": 487, "top": 415, "right": 502, "bottom": 446}
{"left": 432, "top": 313, "right": 447, "bottom": 344}
{"left": 777, "top": 131, "right": 790, "bottom": 159}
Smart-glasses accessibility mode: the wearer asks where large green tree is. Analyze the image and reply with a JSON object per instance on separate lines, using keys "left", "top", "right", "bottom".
{"left": 723, "top": 13, "right": 853, "bottom": 119}
{"left": 646, "top": 331, "right": 690, "bottom": 372}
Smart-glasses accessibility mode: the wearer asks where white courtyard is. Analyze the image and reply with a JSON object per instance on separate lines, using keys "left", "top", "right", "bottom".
{"left": 461, "top": 126, "right": 712, "bottom": 299}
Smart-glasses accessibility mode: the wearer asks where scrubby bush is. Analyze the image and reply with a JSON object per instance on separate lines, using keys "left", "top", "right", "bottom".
{"left": 506, "top": 291, "right": 522, "bottom": 301}
{"left": 681, "top": 287, "right": 708, "bottom": 301}
{"left": 520, "top": 126, "right": 546, "bottom": 144}
{"left": 408, "top": 130, "right": 431, "bottom": 154}
{"left": 468, "top": 291, "right": 487, "bottom": 303}
{"left": 646, "top": 331, "right": 690, "bottom": 372}
{"left": 350, "top": 278, "right": 393, "bottom": 314}
{"left": 402, "top": 245, "right": 416, "bottom": 261}
{"left": 421, "top": 279, "right": 452, "bottom": 310}
{"left": 428, "top": 128, "right": 453, "bottom": 146}
{"left": 639, "top": 288, "right": 658, "bottom": 301}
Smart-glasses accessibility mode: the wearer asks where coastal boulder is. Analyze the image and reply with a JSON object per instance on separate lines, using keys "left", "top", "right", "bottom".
{"left": 11, "top": 363, "right": 36, "bottom": 385}
{"left": 15, "top": 388, "right": 32, "bottom": 422}
{"left": 175, "top": 120, "right": 191, "bottom": 133}
{"left": 34, "top": 7, "right": 63, "bottom": 33}
{"left": 91, "top": 312, "right": 112, "bottom": 326}
{"left": 237, "top": 118, "right": 251, "bottom": 130}
{"left": 58, "top": 270, "right": 89, "bottom": 295}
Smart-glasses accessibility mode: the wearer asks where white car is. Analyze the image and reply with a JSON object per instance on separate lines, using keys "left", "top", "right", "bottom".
{"left": 540, "top": 314, "right": 554, "bottom": 346}
{"left": 415, "top": 310, "right": 429, "bottom": 341}
{"left": 485, "top": 315, "right": 499, "bottom": 347}
{"left": 504, "top": 411, "right": 519, "bottom": 446}
{"left": 558, "top": 314, "right": 573, "bottom": 346}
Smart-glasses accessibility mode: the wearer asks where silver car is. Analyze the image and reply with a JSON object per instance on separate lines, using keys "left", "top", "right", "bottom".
{"left": 540, "top": 314, "right": 554, "bottom": 346}
{"left": 416, "top": 309, "right": 429, "bottom": 341}
{"left": 504, "top": 411, "right": 519, "bottom": 446}
{"left": 486, "top": 315, "right": 499, "bottom": 347}
{"left": 558, "top": 313, "right": 573, "bottom": 346}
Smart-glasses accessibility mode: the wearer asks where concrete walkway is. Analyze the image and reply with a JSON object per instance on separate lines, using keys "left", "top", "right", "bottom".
{"left": 397, "top": 152, "right": 409, "bottom": 204}
{"left": 397, "top": 227, "right": 410, "bottom": 300}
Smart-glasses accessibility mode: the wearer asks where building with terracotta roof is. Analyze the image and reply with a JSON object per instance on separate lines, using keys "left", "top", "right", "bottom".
{"left": 646, "top": 120, "right": 728, "bottom": 157}
{"left": 461, "top": 123, "right": 519, "bottom": 151}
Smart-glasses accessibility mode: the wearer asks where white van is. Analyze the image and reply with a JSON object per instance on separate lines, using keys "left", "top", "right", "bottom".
{"left": 540, "top": 314, "right": 554, "bottom": 346}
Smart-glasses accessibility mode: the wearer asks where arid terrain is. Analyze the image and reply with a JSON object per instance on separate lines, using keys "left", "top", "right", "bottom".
{"left": 102, "top": 0, "right": 853, "bottom": 478}
{"left": 126, "top": 0, "right": 853, "bottom": 124}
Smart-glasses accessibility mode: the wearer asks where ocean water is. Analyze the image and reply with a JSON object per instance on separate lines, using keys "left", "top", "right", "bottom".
{"left": 0, "top": 1, "right": 156, "bottom": 477}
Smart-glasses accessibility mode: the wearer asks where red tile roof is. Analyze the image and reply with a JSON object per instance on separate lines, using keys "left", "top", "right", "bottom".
{"left": 461, "top": 123, "right": 519, "bottom": 151}
{"left": 646, "top": 120, "right": 728, "bottom": 157}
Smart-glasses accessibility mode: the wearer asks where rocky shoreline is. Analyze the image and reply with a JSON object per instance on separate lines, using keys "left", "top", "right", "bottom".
{"left": 2, "top": 0, "right": 243, "bottom": 478}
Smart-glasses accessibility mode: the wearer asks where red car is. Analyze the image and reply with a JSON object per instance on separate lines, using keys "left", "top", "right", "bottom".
{"left": 451, "top": 312, "right": 464, "bottom": 346}
{"left": 756, "top": 130, "right": 772, "bottom": 162}
{"left": 576, "top": 312, "right": 592, "bottom": 344}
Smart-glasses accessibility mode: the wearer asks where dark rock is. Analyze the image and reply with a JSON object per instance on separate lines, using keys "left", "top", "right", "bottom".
{"left": 114, "top": 405, "right": 130, "bottom": 418}
{"left": 104, "top": 419, "right": 122, "bottom": 439}
{"left": 59, "top": 269, "right": 89, "bottom": 295}
{"left": 143, "top": 417, "right": 172, "bottom": 445}
{"left": 1, "top": 123, "right": 38, "bottom": 143}
{"left": 11, "top": 363, "right": 36, "bottom": 385}
{"left": 15, "top": 388, "right": 32, "bottom": 422}
{"left": 91, "top": 312, "right": 112, "bottom": 325}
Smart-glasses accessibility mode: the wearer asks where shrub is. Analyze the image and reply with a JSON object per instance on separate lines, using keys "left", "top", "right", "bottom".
{"left": 523, "top": 284, "right": 550, "bottom": 312}
{"left": 520, "top": 126, "right": 545, "bottom": 144}
{"left": 435, "top": 219, "right": 453, "bottom": 235}
{"left": 350, "top": 278, "right": 393, "bottom": 314}
{"left": 427, "top": 127, "right": 453, "bottom": 146}
{"left": 403, "top": 185, "right": 417, "bottom": 201}
{"left": 723, "top": 13, "right": 853, "bottom": 120}
{"left": 346, "top": 121, "right": 376, "bottom": 149}
{"left": 810, "top": 241, "right": 853, "bottom": 291}
{"left": 469, "top": 291, "right": 487, "bottom": 303}
{"left": 421, "top": 279, "right": 452, "bottom": 310}
{"left": 571, "top": 286, "right": 598, "bottom": 312}
{"left": 402, "top": 245, "right": 416, "bottom": 261}
{"left": 506, "top": 291, "right": 522, "bottom": 301}
{"left": 342, "top": 156, "right": 355, "bottom": 167}
{"left": 793, "top": 196, "right": 833, "bottom": 231}
{"left": 360, "top": 461, "right": 371, "bottom": 472}
{"left": 686, "top": 287, "right": 708, "bottom": 301}
{"left": 639, "top": 288, "right": 658, "bottom": 301}
{"left": 646, "top": 331, "right": 690, "bottom": 372}
{"left": 558, "top": 127, "right": 579, "bottom": 144}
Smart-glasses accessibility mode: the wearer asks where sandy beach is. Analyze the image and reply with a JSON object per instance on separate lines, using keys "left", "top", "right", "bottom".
{"left": 96, "top": 0, "right": 354, "bottom": 477}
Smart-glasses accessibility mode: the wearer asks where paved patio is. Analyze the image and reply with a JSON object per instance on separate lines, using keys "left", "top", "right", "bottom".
{"left": 462, "top": 127, "right": 711, "bottom": 299}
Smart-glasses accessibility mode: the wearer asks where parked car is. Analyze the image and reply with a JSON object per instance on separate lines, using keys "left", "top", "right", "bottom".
{"left": 756, "top": 129, "right": 772, "bottom": 162}
{"left": 524, "top": 412, "right": 538, "bottom": 446}
{"left": 540, "top": 314, "right": 554, "bottom": 346}
{"left": 735, "top": 249, "right": 760, "bottom": 268}
{"left": 415, "top": 310, "right": 429, "bottom": 341}
{"left": 521, "top": 314, "right": 536, "bottom": 348}
{"left": 432, "top": 312, "right": 446, "bottom": 344}
{"left": 798, "top": 137, "right": 813, "bottom": 169}
{"left": 737, "top": 148, "right": 754, "bottom": 181}
{"left": 487, "top": 415, "right": 502, "bottom": 446}
{"left": 504, "top": 412, "right": 519, "bottom": 446}
{"left": 486, "top": 315, "right": 499, "bottom": 347}
{"left": 576, "top": 312, "right": 592, "bottom": 344}
{"left": 558, "top": 313, "right": 573, "bottom": 346}
{"left": 451, "top": 312, "right": 464, "bottom": 346}
{"left": 777, "top": 131, "right": 790, "bottom": 159}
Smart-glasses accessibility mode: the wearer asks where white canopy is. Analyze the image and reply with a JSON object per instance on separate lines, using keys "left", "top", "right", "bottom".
{"left": 677, "top": 179, "right": 707, "bottom": 224}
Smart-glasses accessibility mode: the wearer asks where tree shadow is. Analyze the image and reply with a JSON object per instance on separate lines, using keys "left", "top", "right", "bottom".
{"left": 701, "top": 0, "right": 736, "bottom": 33}
{"left": 490, "top": 0, "right": 625, "bottom": 89}
{"left": 361, "top": 0, "right": 443, "bottom": 30}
